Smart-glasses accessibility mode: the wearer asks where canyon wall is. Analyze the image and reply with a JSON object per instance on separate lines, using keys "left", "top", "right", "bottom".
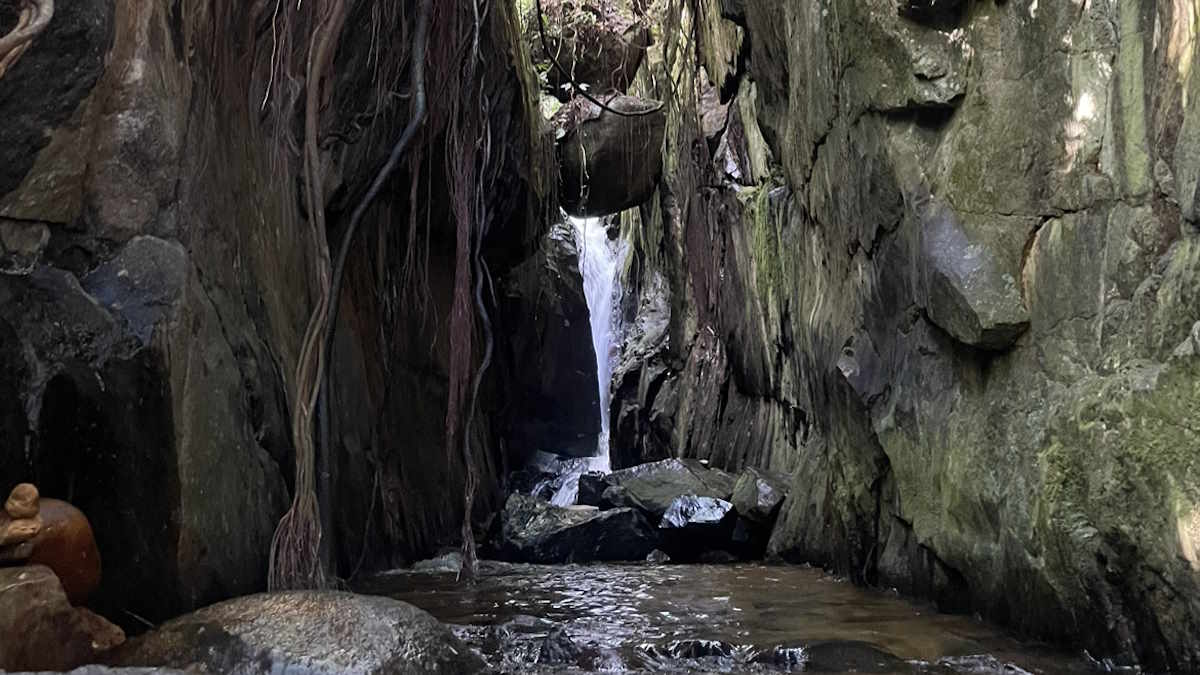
{"left": 613, "top": 0, "right": 1200, "bottom": 668}
{"left": 0, "top": 0, "right": 564, "bottom": 625}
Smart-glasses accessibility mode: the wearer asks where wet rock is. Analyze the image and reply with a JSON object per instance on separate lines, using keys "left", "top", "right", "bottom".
{"left": 82, "top": 236, "right": 188, "bottom": 346}
{"left": 645, "top": 548, "right": 671, "bottom": 563}
{"left": 751, "top": 644, "right": 809, "bottom": 670}
{"left": 921, "top": 199, "right": 1029, "bottom": 350}
{"left": 802, "top": 640, "right": 906, "bottom": 673}
{"left": 410, "top": 551, "right": 463, "bottom": 574}
{"left": 538, "top": 627, "right": 582, "bottom": 665}
{"left": 660, "top": 495, "right": 735, "bottom": 530}
{"left": 577, "top": 471, "right": 609, "bottom": 507}
{"left": 494, "top": 493, "right": 658, "bottom": 563}
{"left": 0, "top": 219, "right": 50, "bottom": 274}
{"left": 935, "top": 654, "right": 1034, "bottom": 673}
{"left": 681, "top": 459, "right": 738, "bottom": 499}
{"left": 731, "top": 467, "right": 788, "bottom": 524}
{"left": 557, "top": 95, "right": 666, "bottom": 217}
{"left": 503, "top": 222, "right": 601, "bottom": 458}
{"left": 697, "top": 549, "right": 739, "bottom": 564}
{"left": 593, "top": 459, "right": 728, "bottom": 519}
{"left": 26, "top": 498, "right": 102, "bottom": 605}
{"left": 0, "top": 565, "right": 125, "bottom": 672}
{"left": 111, "top": 591, "right": 483, "bottom": 674}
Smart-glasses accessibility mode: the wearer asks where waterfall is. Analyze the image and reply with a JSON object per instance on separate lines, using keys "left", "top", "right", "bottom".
{"left": 548, "top": 216, "right": 626, "bottom": 506}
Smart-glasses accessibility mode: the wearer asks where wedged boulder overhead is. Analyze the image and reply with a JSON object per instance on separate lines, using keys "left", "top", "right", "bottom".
{"left": 524, "top": 0, "right": 652, "bottom": 101}
{"left": 492, "top": 494, "right": 658, "bottom": 563}
{"left": 557, "top": 94, "right": 666, "bottom": 216}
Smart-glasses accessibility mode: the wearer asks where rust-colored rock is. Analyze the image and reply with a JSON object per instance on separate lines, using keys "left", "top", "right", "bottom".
{"left": 0, "top": 514, "right": 42, "bottom": 546}
{"left": 0, "top": 565, "right": 124, "bottom": 671}
{"left": 27, "top": 499, "right": 101, "bottom": 605}
{"left": 5, "top": 483, "right": 39, "bottom": 519}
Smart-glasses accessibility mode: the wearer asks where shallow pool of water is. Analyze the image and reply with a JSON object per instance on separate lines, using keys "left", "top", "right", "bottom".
{"left": 359, "top": 561, "right": 1100, "bottom": 673}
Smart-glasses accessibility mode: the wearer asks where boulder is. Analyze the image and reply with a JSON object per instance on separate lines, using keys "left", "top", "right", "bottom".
{"left": 576, "top": 471, "right": 608, "bottom": 507}
{"left": 27, "top": 498, "right": 102, "bottom": 605}
{"left": 0, "top": 565, "right": 125, "bottom": 672}
{"left": 659, "top": 495, "right": 735, "bottom": 530}
{"left": 557, "top": 95, "right": 666, "bottom": 217}
{"left": 680, "top": 459, "right": 737, "bottom": 499}
{"left": 590, "top": 459, "right": 728, "bottom": 519}
{"left": 111, "top": 591, "right": 483, "bottom": 674}
{"left": 731, "top": 467, "right": 788, "bottom": 524}
{"left": 658, "top": 495, "right": 737, "bottom": 560}
{"left": 494, "top": 493, "right": 658, "bottom": 563}
{"left": 920, "top": 199, "right": 1029, "bottom": 350}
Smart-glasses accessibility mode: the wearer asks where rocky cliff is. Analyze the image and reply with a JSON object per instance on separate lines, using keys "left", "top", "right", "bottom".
{"left": 0, "top": 0, "right": 576, "bottom": 625}
{"left": 612, "top": 0, "right": 1200, "bottom": 668}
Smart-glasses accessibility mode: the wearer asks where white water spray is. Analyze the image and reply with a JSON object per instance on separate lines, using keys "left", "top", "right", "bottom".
{"left": 549, "top": 216, "right": 626, "bottom": 506}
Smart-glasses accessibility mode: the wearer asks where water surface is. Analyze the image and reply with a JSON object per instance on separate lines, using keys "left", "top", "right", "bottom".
{"left": 361, "top": 561, "right": 1098, "bottom": 673}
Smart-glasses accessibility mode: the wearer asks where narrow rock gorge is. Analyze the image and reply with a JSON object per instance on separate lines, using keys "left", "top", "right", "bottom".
{"left": 1, "top": 0, "right": 1198, "bottom": 672}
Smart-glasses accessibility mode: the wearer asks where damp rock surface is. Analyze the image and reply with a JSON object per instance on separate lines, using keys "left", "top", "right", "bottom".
{"left": 110, "top": 591, "right": 483, "bottom": 674}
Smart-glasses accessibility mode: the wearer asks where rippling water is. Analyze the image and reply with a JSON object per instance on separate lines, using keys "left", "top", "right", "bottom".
{"left": 360, "top": 561, "right": 1100, "bottom": 673}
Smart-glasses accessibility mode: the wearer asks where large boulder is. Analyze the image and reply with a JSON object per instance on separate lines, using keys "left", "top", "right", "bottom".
{"left": 493, "top": 493, "right": 658, "bottom": 563}
{"left": 110, "top": 592, "right": 483, "bottom": 674}
{"left": 502, "top": 222, "right": 601, "bottom": 458}
{"left": 557, "top": 95, "right": 666, "bottom": 216}
{"left": 0, "top": 565, "right": 125, "bottom": 672}
{"left": 589, "top": 459, "right": 730, "bottom": 519}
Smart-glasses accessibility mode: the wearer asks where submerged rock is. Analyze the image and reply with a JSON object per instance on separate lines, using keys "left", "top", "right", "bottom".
{"left": 0, "top": 565, "right": 125, "bottom": 672}
{"left": 111, "top": 591, "right": 482, "bottom": 674}
{"left": 494, "top": 494, "right": 658, "bottom": 563}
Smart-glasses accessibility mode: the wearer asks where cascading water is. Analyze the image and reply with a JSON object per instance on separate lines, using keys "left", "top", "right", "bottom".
{"left": 548, "top": 215, "right": 626, "bottom": 506}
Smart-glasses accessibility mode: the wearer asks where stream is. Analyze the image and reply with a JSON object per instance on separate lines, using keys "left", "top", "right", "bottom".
{"left": 360, "top": 561, "right": 1099, "bottom": 673}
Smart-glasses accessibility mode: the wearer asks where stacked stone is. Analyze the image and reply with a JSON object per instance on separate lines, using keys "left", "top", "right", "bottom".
{"left": 0, "top": 483, "right": 42, "bottom": 562}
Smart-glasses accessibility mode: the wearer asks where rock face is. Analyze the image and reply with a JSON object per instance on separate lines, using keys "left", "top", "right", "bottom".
{"left": 0, "top": 565, "right": 125, "bottom": 672}
{"left": 557, "top": 95, "right": 666, "bottom": 216}
{"left": 613, "top": 0, "right": 1200, "bottom": 668}
{"left": 502, "top": 221, "right": 601, "bottom": 458}
{"left": 111, "top": 591, "right": 483, "bottom": 674}
{"left": 493, "top": 493, "right": 658, "bottom": 563}
{"left": 2, "top": 0, "right": 549, "bottom": 626}
{"left": 659, "top": 495, "right": 734, "bottom": 530}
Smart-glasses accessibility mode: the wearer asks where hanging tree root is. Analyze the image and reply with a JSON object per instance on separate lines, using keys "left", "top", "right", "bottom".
{"left": 269, "top": 0, "right": 347, "bottom": 592}
{"left": 0, "top": 0, "right": 54, "bottom": 80}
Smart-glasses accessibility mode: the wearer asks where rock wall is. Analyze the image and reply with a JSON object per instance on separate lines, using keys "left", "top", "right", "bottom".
{"left": 613, "top": 0, "right": 1200, "bottom": 668}
{"left": 1, "top": 0, "right": 551, "bottom": 624}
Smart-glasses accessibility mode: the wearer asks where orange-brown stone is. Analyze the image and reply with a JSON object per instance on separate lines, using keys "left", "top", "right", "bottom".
{"left": 4, "top": 483, "right": 39, "bottom": 519}
{"left": 27, "top": 499, "right": 101, "bottom": 605}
